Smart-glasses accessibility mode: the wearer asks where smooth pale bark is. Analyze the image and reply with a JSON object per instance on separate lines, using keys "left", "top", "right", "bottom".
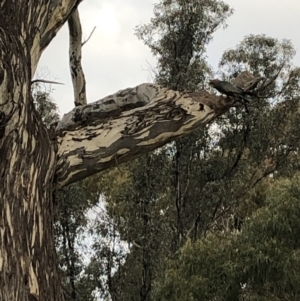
{"left": 68, "top": 8, "right": 87, "bottom": 107}
{"left": 0, "top": 1, "right": 236, "bottom": 301}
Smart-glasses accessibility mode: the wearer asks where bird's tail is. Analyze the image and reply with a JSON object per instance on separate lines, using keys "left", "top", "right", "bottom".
{"left": 232, "top": 93, "right": 250, "bottom": 103}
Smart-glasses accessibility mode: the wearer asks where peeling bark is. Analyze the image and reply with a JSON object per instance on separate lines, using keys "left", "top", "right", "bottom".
{"left": 55, "top": 84, "right": 233, "bottom": 187}
{"left": 0, "top": 1, "right": 81, "bottom": 301}
{"left": 0, "top": 33, "right": 61, "bottom": 301}
{"left": 68, "top": 8, "right": 87, "bottom": 107}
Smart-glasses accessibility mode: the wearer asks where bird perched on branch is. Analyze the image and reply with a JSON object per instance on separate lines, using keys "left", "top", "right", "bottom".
{"left": 209, "top": 79, "right": 254, "bottom": 103}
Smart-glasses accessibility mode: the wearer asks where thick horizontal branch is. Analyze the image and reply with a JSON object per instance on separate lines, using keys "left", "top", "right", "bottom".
{"left": 55, "top": 84, "right": 233, "bottom": 188}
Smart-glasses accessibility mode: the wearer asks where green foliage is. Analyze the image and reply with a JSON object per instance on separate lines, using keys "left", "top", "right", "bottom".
{"left": 135, "top": 0, "right": 233, "bottom": 91}
{"left": 154, "top": 175, "right": 300, "bottom": 301}
{"left": 33, "top": 3, "right": 300, "bottom": 301}
{"left": 32, "top": 90, "right": 60, "bottom": 127}
{"left": 220, "top": 35, "right": 295, "bottom": 77}
{"left": 85, "top": 154, "right": 174, "bottom": 301}
{"left": 85, "top": 3, "right": 300, "bottom": 301}
{"left": 32, "top": 84, "right": 97, "bottom": 300}
{"left": 81, "top": 3, "right": 236, "bottom": 300}
{"left": 219, "top": 34, "right": 299, "bottom": 102}
{"left": 54, "top": 184, "right": 98, "bottom": 301}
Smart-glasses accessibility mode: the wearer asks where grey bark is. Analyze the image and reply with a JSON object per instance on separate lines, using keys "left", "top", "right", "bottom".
{"left": 68, "top": 8, "right": 87, "bottom": 107}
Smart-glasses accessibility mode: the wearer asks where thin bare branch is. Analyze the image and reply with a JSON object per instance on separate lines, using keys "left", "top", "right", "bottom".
{"left": 256, "top": 62, "right": 286, "bottom": 95}
{"left": 31, "top": 79, "right": 64, "bottom": 85}
{"left": 68, "top": 8, "right": 87, "bottom": 107}
{"left": 82, "top": 26, "right": 96, "bottom": 46}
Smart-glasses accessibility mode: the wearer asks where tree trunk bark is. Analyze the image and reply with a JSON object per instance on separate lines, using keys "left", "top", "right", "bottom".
{"left": 0, "top": 28, "right": 64, "bottom": 301}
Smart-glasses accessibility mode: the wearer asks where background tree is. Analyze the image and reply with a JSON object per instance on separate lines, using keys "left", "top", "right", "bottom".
{"left": 81, "top": 1, "right": 234, "bottom": 300}
{"left": 32, "top": 82, "right": 97, "bottom": 301}
{"left": 154, "top": 174, "right": 300, "bottom": 301}
{"left": 81, "top": 4, "right": 300, "bottom": 301}
{"left": 149, "top": 34, "right": 300, "bottom": 301}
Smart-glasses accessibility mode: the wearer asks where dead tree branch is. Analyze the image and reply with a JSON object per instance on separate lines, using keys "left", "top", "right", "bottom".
{"left": 82, "top": 26, "right": 96, "bottom": 46}
{"left": 68, "top": 8, "right": 87, "bottom": 107}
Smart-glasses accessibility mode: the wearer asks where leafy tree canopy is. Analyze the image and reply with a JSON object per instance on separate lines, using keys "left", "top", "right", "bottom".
{"left": 154, "top": 175, "right": 300, "bottom": 301}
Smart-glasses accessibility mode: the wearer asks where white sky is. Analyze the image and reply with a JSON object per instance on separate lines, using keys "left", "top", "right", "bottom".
{"left": 38, "top": 0, "right": 300, "bottom": 116}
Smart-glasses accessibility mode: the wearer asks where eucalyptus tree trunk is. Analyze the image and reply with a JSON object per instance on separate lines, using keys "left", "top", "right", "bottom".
{"left": 0, "top": 1, "right": 244, "bottom": 301}
{"left": 0, "top": 2, "right": 80, "bottom": 300}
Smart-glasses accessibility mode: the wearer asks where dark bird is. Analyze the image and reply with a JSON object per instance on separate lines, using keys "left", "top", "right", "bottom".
{"left": 209, "top": 79, "right": 253, "bottom": 103}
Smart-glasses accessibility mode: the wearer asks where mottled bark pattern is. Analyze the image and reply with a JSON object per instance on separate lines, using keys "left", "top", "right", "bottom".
{"left": 0, "top": 32, "right": 60, "bottom": 301}
{"left": 68, "top": 8, "right": 87, "bottom": 107}
{"left": 0, "top": 1, "right": 81, "bottom": 301}
{"left": 55, "top": 84, "right": 233, "bottom": 187}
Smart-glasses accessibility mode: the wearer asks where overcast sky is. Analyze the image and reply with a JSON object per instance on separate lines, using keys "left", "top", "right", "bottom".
{"left": 38, "top": 0, "right": 300, "bottom": 115}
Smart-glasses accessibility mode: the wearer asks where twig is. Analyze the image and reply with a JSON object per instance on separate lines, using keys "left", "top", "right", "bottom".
{"left": 82, "top": 26, "right": 96, "bottom": 47}
{"left": 31, "top": 79, "right": 64, "bottom": 85}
